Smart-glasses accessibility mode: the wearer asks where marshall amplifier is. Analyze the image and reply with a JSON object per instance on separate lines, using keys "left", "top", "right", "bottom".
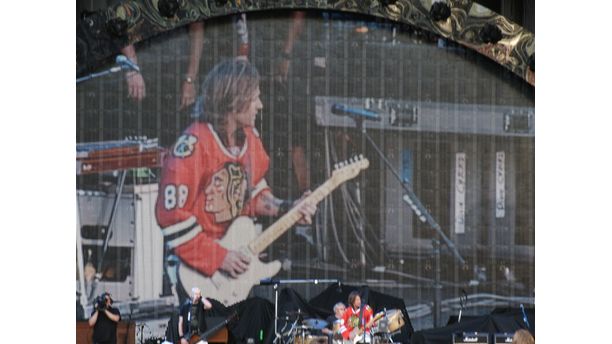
{"left": 453, "top": 332, "right": 489, "bottom": 344}
{"left": 494, "top": 333, "right": 514, "bottom": 343}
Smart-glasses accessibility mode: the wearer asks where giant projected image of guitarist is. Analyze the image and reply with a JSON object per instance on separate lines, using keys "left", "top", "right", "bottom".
{"left": 155, "top": 59, "right": 316, "bottom": 302}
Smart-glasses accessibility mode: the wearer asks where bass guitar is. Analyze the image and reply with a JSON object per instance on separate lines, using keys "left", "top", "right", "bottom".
{"left": 189, "top": 311, "right": 238, "bottom": 344}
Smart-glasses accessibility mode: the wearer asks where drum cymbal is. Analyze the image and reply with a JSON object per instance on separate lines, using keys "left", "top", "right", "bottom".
{"left": 303, "top": 318, "right": 329, "bottom": 330}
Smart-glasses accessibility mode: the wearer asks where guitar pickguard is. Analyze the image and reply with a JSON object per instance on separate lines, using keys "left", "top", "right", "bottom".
{"left": 178, "top": 217, "right": 281, "bottom": 305}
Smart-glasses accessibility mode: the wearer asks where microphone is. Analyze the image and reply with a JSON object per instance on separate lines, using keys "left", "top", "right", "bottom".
{"left": 520, "top": 304, "right": 530, "bottom": 329}
{"left": 259, "top": 278, "right": 279, "bottom": 285}
{"left": 115, "top": 54, "right": 141, "bottom": 72}
{"left": 331, "top": 103, "right": 381, "bottom": 121}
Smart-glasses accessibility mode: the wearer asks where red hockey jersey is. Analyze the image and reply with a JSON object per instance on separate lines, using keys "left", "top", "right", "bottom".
{"left": 155, "top": 122, "right": 270, "bottom": 276}
{"left": 341, "top": 305, "right": 374, "bottom": 340}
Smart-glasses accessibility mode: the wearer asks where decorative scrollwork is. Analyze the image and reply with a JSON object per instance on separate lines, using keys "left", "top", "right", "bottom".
{"left": 76, "top": 0, "right": 534, "bottom": 86}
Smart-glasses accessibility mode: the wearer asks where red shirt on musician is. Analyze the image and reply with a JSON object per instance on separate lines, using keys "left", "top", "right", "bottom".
{"left": 155, "top": 122, "right": 271, "bottom": 276}
{"left": 341, "top": 292, "right": 374, "bottom": 340}
{"left": 154, "top": 59, "right": 316, "bottom": 280}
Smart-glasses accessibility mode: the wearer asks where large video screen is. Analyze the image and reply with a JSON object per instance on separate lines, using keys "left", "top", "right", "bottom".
{"left": 76, "top": 7, "right": 534, "bottom": 340}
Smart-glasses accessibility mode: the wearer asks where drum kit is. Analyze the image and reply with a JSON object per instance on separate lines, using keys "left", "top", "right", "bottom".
{"left": 370, "top": 309, "right": 406, "bottom": 344}
{"left": 280, "top": 309, "right": 406, "bottom": 344}
{"left": 280, "top": 310, "right": 328, "bottom": 344}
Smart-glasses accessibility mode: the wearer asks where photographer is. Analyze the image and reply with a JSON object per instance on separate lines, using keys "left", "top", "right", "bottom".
{"left": 88, "top": 292, "right": 121, "bottom": 344}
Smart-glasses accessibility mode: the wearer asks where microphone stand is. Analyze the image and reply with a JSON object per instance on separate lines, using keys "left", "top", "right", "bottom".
{"left": 353, "top": 117, "right": 465, "bottom": 328}
{"left": 260, "top": 278, "right": 340, "bottom": 344}
{"left": 77, "top": 55, "right": 138, "bottom": 84}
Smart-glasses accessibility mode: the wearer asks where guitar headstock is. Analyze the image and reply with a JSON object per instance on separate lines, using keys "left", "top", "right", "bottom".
{"left": 331, "top": 155, "right": 370, "bottom": 183}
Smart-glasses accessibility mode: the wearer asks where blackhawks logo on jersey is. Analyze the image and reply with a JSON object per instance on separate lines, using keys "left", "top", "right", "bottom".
{"left": 173, "top": 134, "right": 198, "bottom": 158}
{"left": 348, "top": 315, "right": 360, "bottom": 329}
{"left": 204, "top": 162, "right": 248, "bottom": 223}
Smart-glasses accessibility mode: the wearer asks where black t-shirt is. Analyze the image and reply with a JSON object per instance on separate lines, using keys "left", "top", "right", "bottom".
{"left": 91, "top": 307, "right": 121, "bottom": 344}
{"left": 325, "top": 315, "right": 338, "bottom": 330}
{"left": 179, "top": 300, "right": 208, "bottom": 336}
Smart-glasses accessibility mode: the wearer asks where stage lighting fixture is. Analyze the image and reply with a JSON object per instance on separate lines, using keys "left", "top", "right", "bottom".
{"left": 430, "top": 2, "right": 451, "bottom": 21}
{"left": 215, "top": 0, "right": 229, "bottom": 7}
{"left": 479, "top": 23, "right": 502, "bottom": 44}
{"left": 528, "top": 53, "right": 535, "bottom": 71}
{"left": 80, "top": 10, "right": 106, "bottom": 36}
{"left": 106, "top": 18, "right": 128, "bottom": 38}
{"left": 158, "top": 0, "right": 179, "bottom": 18}
{"left": 380, "top": 0, "right": 398, "bottom": 5}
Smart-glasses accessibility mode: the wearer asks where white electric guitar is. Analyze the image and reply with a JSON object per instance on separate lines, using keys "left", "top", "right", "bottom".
{"left": 178, "top": 155, "right": 369, "bottom": 305}
{"left": 349, "top": 311, "right": 386, "bottom": 344}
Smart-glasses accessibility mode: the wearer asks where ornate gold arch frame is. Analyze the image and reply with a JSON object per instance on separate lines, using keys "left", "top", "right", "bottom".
{"left": 76, "top": 0, "right": 535, "bottom": 86}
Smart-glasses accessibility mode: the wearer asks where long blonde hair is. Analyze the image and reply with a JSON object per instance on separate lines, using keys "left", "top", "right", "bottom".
{"left": 199, "top": 58, "right": 260, "bottom": 129}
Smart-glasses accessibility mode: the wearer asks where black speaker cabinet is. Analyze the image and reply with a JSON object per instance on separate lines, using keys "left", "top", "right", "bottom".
{"left": 453, "top": 332, "right": 489, "bottom": 344}
{"left": 494, "top": 333, "right": 514, "bottom": 343}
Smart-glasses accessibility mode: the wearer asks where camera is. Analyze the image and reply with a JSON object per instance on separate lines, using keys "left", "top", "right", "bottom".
{"left": 95, "top": 294, "right": 108, "bottom": 311}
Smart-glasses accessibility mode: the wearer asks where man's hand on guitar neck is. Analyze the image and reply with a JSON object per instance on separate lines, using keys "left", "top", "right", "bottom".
{"left": 220, "top": 250, "right": 251, "bottom": 278}
{"left": 294, "top": 190, "right": 317, "bottom": 225}
{"left": 254, "top": 190, "right": 317, "bottom": 225}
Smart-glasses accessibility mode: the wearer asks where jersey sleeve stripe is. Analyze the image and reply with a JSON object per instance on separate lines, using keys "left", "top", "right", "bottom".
{"left": 251, "top": 178, "right": 269, "bottom": 199}
{"left": 165, "top": 224, "right": 203, "bottom": 249}
{"left": 163, "top": 221, "right": 199, "bottom": 243}
{"left": 161, "top": 216, "right": 197, "bottom": 236}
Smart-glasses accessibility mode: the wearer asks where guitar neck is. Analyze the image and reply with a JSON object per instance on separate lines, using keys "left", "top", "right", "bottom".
{"left": 248, "top": 178, "right": 337, "bottom": 254}
{"left": 351, "top": 312, "right": 384, "bottom": 339}
{"left": 367, "top": 313, "right": 383, "bottom": 328}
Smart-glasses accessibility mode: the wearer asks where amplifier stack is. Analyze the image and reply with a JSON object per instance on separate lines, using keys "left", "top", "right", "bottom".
{"left": 452, "top": 332, "right": 489, "bottom": 344}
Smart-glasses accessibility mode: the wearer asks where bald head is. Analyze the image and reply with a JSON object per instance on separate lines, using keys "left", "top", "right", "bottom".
{"left": 191, "top": 287, "right": 202, "bottom": 303}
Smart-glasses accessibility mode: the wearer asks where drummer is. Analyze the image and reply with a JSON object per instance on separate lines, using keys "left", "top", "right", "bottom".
{"left": 322, "top": 302, "right": 346, "bottom": 343}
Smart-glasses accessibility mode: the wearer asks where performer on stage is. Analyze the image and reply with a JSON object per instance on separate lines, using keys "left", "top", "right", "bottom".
{"left": 341, "top": 291, "right": 374, "bottom": 342}
{"left": 178, "top": 287, "right": 213, "bottom": 344}
{"left": 322, "top": 302, "right": 346, "bottom": 343}
{"left": 155, "top": 58, "right": 317, "bottom": 301}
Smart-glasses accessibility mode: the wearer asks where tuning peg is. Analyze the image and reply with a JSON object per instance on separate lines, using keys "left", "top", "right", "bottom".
{"left": 334, "top": 163, "right": 339, "bottom": 169}
{"left": 359, "top": 154, "right": 364, "bottom": 160}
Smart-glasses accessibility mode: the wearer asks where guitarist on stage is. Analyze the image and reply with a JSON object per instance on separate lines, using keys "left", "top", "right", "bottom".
{"left": 178, "top": 287, "right": 213, "bottom": 344}
{"left": 155, "top": 59, "right": 317, "bottom": 302}
{"left": 341, "top": 291, "right": 375, "bottom": 343}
